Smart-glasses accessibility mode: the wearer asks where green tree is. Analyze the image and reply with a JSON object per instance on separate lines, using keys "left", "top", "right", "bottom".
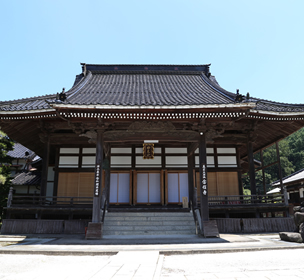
{"left": 286, "top": 127, "right": 304, "bottom": 171}
{"left": 243, "top": 139, "right": 295, "bottom": 194}
{"left": 0, "top": 131, "right": 13, "bottom": 224}
{"left": 262, "top": 141, "right": 294, "bottom": 179}
{"left": 242, "top": 170, "right": 273, "bottom": 194}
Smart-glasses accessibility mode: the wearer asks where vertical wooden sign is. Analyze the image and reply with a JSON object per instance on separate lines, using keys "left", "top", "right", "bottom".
{"left": 199, "top": 132, "right": 209, "bottom": 222}
{"left": 92, "top": 130, "right": 103, "bottom": 223}
{"left": 94, "top": 164, "right": 102, "bottom": 197}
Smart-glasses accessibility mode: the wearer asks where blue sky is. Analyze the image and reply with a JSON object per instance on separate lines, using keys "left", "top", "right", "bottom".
{"left": 1, "top": 0, "right": 303, "bottom": 104}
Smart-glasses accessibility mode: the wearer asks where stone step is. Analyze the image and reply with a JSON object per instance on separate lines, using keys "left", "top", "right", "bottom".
{"left": 102, "top": 230, "right": 196, "bottom": 235}
{"left": 104, "top": 220, "right": 195, "bottom": 226}
{"left": 103, "top": 212, "right": 196, "bottom": 235}
{"left": 105, "top": 216, "right": 193, "bottom": 222}
{"left": 106, "top": 212, "right": 193, "bottom": 217}
{"left": 104, "top": 225, "right": 195, "bottom": 231}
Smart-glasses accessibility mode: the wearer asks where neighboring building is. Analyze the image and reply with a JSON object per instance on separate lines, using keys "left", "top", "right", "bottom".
{"left": 8, "top": 142, "right": 40, "bottom": 174}
{"left": 1, "top": 63, "right": 304, "bottom": 236}
{"left": 7, "top": 143, "right": 41, "bottom": 195}
{"left": 269, "top": 168, "right": 304, "bottom": 205}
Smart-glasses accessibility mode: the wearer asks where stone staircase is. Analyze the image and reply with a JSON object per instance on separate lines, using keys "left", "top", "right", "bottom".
{"left": 102, "top": 212, "right": 196, "bottom": 235}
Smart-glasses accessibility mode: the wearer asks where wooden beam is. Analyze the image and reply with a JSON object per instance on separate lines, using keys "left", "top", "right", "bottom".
{"left": 187, "top": 142, "right": 199, "bottom": 156}
{"left": 103, "top": 130, "right": 199, "bottom": 142}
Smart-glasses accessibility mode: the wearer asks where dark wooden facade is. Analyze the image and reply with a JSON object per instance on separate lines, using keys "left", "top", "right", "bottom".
{"left": 1, "top": 64, "right": 304, "bottom": 236}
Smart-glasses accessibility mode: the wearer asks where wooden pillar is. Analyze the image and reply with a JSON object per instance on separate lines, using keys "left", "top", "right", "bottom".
{"left": 199, "top": 132, "right": 209, "bottom": 222}
{"left": 236, "top": 147, "right": 244, "bottom": 195}
{"left": 261, "top": 149, "right": 266, "bottom": 194}
{"left": 276, "top": 142, "right": 284, "bottom": 193}
{"left": 247, "top": 138, "right": 257, "bottom": 195}
{"left": 86, "top": 130, "right": 104, "bottom": 240}
{"left": 92, "top": 130, "right": 104, "bottom": 223}
{"left": 187, "top": 144, "right": 195, "bottom": 209}
{"left": 276, "top": 142, "right": 289, "bottom": 217}
{"left": 103, "top": 144, "right": 111, "bottom": 211}
{"left": 40, "top": 134, "right": 50, "bottom": 197}
{"left": 53, "top": 147, "right": 60, "bottom": 197}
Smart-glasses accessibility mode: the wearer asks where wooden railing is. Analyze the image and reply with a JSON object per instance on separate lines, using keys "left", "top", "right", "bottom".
{"left": 7, "top": 191, "right": 287, "bottom": 209}
{"left": 8, "top": 194, "right": 93, "bottom": 208}
{"left": 208, "top": 193, "right": 286, "bottom": 206}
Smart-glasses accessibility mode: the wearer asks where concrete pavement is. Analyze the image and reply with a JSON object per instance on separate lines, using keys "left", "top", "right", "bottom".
{"left": 2, "top": 234, "right": 304, "bottom": 279}
{"left": 1, "top": 233, "right": 304, "bottom": 255}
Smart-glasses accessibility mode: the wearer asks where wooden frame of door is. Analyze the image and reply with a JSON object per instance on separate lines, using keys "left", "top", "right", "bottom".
{"left": 109, "top": 170, "right": 132, "bottom": 205}
{"left": 133, "top": 170, "right": 164, "bottom": 205}
{"left": 165, "top": 170, "right": 189, "bottom": 205}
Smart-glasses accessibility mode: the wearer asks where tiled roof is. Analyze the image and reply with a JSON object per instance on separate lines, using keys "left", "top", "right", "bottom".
{"left": 63, "top": 72, "right": 234, "bottom": 106}
{"left": 7, "top": 143, "right": 40, "bottom": 161}
{"left": 1, "top": 64, "right": 304, "bottom": 113}
{"left": 250, "top": 98, "right": 304, "bottom": 113}
{"left": 0, "top": 94, "right": 55, "bottom": 112}
{"left": 12, "top": 170, "right": 41, "bottom": 185}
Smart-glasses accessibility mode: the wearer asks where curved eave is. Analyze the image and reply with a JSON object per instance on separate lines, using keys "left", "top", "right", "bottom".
{"left": 50, "top": 102, "right": 257, "bottom": 110}
{"left": 0, "top": 108, "right": 56, "bottom": 115}
{"left": 65, "top": 72, "right": 92, "bottom": 100}
{"left": 250, "top": 109, "right": 304, "bottom": 116}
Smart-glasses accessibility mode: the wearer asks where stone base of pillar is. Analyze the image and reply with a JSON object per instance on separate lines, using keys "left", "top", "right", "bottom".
{"left": 85, "top": 222, "right": 103, "bottom": 240}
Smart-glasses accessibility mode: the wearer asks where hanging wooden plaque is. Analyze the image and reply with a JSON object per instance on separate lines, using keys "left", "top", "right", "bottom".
{"left": 143, "top": 143, "right": 154, "bottom": 159}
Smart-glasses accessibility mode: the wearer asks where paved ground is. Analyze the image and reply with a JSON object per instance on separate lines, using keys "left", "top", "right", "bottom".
{"left": 1, "top": 233, "right": 304, "bottom": 279}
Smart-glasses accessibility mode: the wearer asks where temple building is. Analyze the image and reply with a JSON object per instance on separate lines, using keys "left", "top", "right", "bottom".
{"left": 1, "top": 64, "right": 304, "bottom": 237}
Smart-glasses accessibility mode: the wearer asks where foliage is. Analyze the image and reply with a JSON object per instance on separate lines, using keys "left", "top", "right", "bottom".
{"left": 287, "top": 128, "right": 304, "bottom": 171}
{"left": 0, "top": 131, "right": 13, "bottom": 224}
{"left": 243, "top": 188, "right": 251, "bottom": 196}
{"left": 243, "top": 127, "right": 304, "bottom": 194}
{"left": 243, "top": 170, "right": 273, "bottom": 194}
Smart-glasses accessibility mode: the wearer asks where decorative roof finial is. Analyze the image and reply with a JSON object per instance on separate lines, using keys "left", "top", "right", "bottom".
{"left": 58, "top": 88, "right": 66, "bottom": 102}
{"left": 81, "top": 63, "right": 87, "bottom": 77}
{"left": 235, "top": 89, "right": 245, "bottom": 103}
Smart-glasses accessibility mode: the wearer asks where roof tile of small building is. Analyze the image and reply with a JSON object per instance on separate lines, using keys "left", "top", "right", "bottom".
{"left": 272, "top": 168, "right": 304, "bottom": 186}
{"left": 12, "top": 170, "right": 41, "bottom": 185}
{"left": 8, "top": 143, "right": 40, "bottom": 161}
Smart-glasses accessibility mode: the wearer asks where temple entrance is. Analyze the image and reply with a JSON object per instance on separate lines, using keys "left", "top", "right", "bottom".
{"left": 136, "top": 172, "right": 162, "bottom": 204}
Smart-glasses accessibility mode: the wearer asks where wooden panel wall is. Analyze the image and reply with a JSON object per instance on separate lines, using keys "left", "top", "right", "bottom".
{"left": 215, "top": 217, "right": 294, "bottom": 233}
{"left": 196, "top": 171, "right": 239, "bottom": 198}
{"left": 64, "top": 220, "right": 90, "bottom": 234}
{"left": 208, "top": 172, "right": 217, "bottom": 196}
{"left": 58, "top": 172, "right": 94, "bottom": 198}
{"left": 217, "top": 172, "right": 238, "bottom": 196}
{"left": 1, "top": 219, "right": 64, "bottom": 234}
{"left": 79, "top": 173, "right": 95, "bottom": 197}
{"left": 58, "top": 173, "right": 79, "bottom": 198}
{"left": 2, "top": 218, "right": 295, "bottom": 234}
